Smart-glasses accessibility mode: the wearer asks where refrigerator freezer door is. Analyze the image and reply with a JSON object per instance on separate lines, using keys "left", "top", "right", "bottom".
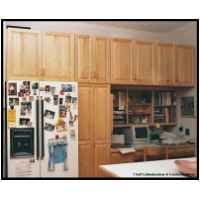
{"left": 7, "top": 80, "right": 40, "bottom": 177}
{"left": 39, "top": 81, "right": 78, "bottom": 177}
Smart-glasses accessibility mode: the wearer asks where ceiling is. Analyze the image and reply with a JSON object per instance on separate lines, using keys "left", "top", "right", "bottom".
{"left": 87, "top": 21, "right": 191, "bottom": 33}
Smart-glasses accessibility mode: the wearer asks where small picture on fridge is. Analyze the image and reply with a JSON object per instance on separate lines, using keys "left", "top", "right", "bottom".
{"left": 65, "top": 95, "right": 72, "bottom": 103}
{"left": 53, "top": 95, "right": 59, "bottom": 105}
{"left": 50, "top": 86, "right": 56, "bottom": 95}
{"left": 59, "top": 105, "right": 66, "bottom": 118}
{"left": 44, "top": 109, "right": 55, "bottom": 119}
{"left": 32, "top": 82, "right": 39, "bottom": 90}
{"left": 45, "top": 85, "right": 50, "bottom": 92}
{"left": 9, "top": 98, "right": 19, "bottom": 106}
{"left": 61, "top": 84, "right": 72, "bottom": 92}
{"left": 19, "top": 81, "right": 31, "bottom": 96}
{"left": 44, "top": 123, "right": 55, "bottom": 132}
{"left": 56, "top": 118, "right": 67, "bottom": 132}
{"left": 59, "top": 98, "right": 63, "bottom": 105}
{"left": 20, "top": 102, "right": 32, "bottom": 116}
{"left": 8, "top": 83, "right": 17, "bottom": 96}
{"left": 72, "top": 97, "right": 77, "bottom": 104}
{"left": 19, "top": 118, "right": 31, "bottom": 126}
{"left": 44, "top": 97, "right": 51, "bottom": 103}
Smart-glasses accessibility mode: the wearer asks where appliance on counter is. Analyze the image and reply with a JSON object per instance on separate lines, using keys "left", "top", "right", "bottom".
{"left": 6, "top": 80, "right": 78, "bottom": 177}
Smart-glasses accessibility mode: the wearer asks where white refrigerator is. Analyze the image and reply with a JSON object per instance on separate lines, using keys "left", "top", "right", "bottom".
{"left": 6, "top": 80, "right": 78, "bottom": 177}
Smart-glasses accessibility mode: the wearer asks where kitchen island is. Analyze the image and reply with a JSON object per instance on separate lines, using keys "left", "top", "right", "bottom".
{"left": 100, "top": 157, "right": 196, "bottom": 178}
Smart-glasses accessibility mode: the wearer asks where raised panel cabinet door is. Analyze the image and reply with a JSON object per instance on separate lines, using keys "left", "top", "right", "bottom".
{"left": 134, "top": 41, "right": 154, "bottom": 84}
{"left": 76, "top": 34, "right": 93, "bottom": 82}
{"left": 7, "top": 28, "right": 42, "bottom": 80}
{"left": 78, "top": 85, "right": 93, "bottom": 143}
{"left": 94, "top": 144, "right": 110, "bottom": 177}
{"left": 93, "top": 85, "right": 110, "bottom": 143}
{"left": 111, "top": 39, "right": 132, "bottom": 83}
{"left": 155, "top": 43, "right": 175, "bottom": 85}
{"left": 79, "top": 143, "right": 94, "bottom": 177}
{"left": 175, "top": 45, "right": 194, "bottom": 86}
{"left": 43, "top": 32, "right": 75, "bottom": 81}
{"left": 92, "top": 37, "right": 110, "bottom": 83}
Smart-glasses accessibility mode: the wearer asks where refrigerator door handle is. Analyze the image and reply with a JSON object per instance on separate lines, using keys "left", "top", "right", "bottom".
{"left": 41, "top": 99, "right": 45, "bottom": 159}
{"left": 36, "top": 99, "right": 40, "bottom": 160}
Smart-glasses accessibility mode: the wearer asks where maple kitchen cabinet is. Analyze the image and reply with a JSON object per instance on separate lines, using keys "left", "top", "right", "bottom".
{"left": 111, "top": 38, "right": 132, "bottom": 84}
{"left": 43, "top": 32, "right": 75, "bottom": 81}
{"left": 175, "top": 45, "right": 194, "bottom": 86}
{"left": 79, "top": 143, "right": 94, "bottom": 177}
{"left": 133, "top": 41, "right": 154, "bottom": 85}
{"left": 91, "top": 37, "right": 110, "bottom": 83}
{"left": 154, "top": 43, "right": 175, "bottom": 86}
{"left": 94, "top": 144, "right": 110, "bottom": 177}
{"left": 78, "top": 84, "right": 111, "bottom": 177}
{"left": 6, "top": 28, "right": 42, "bottom": 80}
{"left": 76, "top": 34, "right": 110, "bottom": 83}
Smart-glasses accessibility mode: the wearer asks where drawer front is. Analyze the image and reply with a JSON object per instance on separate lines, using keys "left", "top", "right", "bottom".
{"left": 110, "top": 152, "right": 135, "bottom": 164}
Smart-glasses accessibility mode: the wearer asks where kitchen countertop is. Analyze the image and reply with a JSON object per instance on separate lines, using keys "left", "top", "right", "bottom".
{"left": 100, "top": 157, "right": 196, "bottom": 178}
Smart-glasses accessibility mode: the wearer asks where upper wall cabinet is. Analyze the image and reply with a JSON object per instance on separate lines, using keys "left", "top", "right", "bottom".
{"left": 155, "top": 43, "right": 175, "bottom": 85}
{"left": 7, "top": 28, "right": 42, "bottom": 80}
{"left": 175, "top": 45, "right": 194, "bottom": 86}
{"left": 111, "top": 38, "right": 132, "bottom": 83}
{"left": 91, "top": 37, "right": 110, "bottom": 83}
{"left": 76, "top": 35, "right": 110, "bottom": 83}
{"left": 76, "top": 34, "right": 92, "bottom": 82}
{"left": 43, "top": 32, "right": 75, "bottom": 81}
{"left": 133, "top": 41, "right": 154, "bottom": 85}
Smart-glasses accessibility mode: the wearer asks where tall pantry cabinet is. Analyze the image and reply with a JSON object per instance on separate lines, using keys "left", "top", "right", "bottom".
{"left": 78, "top": 84, "right": 111, "bottom": 177}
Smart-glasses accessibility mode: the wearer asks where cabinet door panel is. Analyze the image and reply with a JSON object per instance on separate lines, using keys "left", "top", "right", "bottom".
{"left": 175, "top": 45, "right": 194, "bottom": 86}
{"left": 134, "top": 41, "right": 153, "bottom": 84}
{"left": 111, "top": 39, "right": 132, "bottom": 83}
{"left": 94, "top": 144, "right": 110, "bottom": 177}
{"left": 92, "top": 37, "right": 110, "bottom": 82}
{"left": 43, "top": 32, "right": 74, "bottom": 80}
{"left": 155, "top": 44, "right": 175, "bottom": 85}
{"left": 93, "top": 85, "right": 110, "bottom": 143}
{"left": 79, "top": 143, "right": 94, "bottom": 177}
{"left": 78, "top": 85, "right": 93, "bottom": 142}
{"left": 76, "top": 35, "right": 92, "bottom": 82}
{"left": 7, "top": 28, "right": 41, "bottom": 80}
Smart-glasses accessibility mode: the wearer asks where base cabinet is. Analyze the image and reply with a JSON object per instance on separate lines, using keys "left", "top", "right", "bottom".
{"left": 79, "top": 143, "right": 94, "bottom": 177}
{"left": 94, "top": 144, "right": 110, "bottom": 177}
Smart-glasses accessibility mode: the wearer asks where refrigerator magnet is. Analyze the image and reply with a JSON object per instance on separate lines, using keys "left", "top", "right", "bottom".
{"left": 53, "top": 95, "right": 59, "bottom": 105}
{"left": 8, "top": 107, "right": 16, "bottom": 124}
{"left": 44, "top": 110, "right": 55, "bottom": 119}
{"left": 20, "top": 102, "right": 32, "bottom": 116}
{"left": 61, "top": 84, "right": 72, "bottom": 92}
{"left": 19, "top": 118, "right": 31, "bottom": 126}
{"left": 9, "top": 98, "right": 19, "bottom": 106}
{"left": 44, "top": 123, "right": 55, "bottom": 132}
{"left": 8, "top": 83, "right": 17, "bottom": 96}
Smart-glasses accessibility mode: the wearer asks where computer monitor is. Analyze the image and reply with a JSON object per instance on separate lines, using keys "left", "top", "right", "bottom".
{"left": 131, "top": 125, "right": 150, "bottom": 145}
